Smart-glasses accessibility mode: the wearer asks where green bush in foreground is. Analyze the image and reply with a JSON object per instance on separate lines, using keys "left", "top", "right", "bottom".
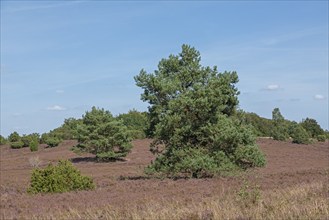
{"left": 28, "top": 160, "right": 94, "bottom": 194}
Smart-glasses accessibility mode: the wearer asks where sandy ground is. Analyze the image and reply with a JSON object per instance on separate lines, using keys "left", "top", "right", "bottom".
{"left": 0, "top": 138, "right": 328, "bottom": 218}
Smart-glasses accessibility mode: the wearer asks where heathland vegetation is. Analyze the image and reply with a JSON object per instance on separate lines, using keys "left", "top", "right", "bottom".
{"left": 0, "top": 45, "right": 328, "bottom": 219}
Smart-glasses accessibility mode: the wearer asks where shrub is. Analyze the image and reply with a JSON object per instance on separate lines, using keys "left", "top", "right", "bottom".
{"left": 29, "top": 139, "right": 39, "bottom": 152}
{"left": 136, "top": 45, "right": 266, "bottom": 178}
{"left": 10, "top": 141, "right": 24, "bottom": 149}
{"left": 45, "top": 137, "right": 62, "bottom": 147}
{"left": 234, "top": 145, "right": 266, "bottom": 168}
{"left": 96, "top": 151, "right": 128, "bottom": 162}
{"left": 290, "top": 123, "right": 310, "bottom": 144}
{"left": 21, "top": 134, "right": 39, "bottom": 148}
{"left": 27, "top": 160, "right": 95, "bottom": 194}
{"left": 0, "top": 135, "right": 7, "bottom": 145}
{"left": 76, "top": 107, "right": 132, "bottom": 160}
{"left": 300, "top": 118, "right": 324, "bottom": 138}
{"left": 8, "top": 131, "right": 20, "bottom": 142}
{"left": 317, "top": 135, "right": 326, "bottom": 142}
{"left": 21, "top": 136, "right": 31, "bottom": 147}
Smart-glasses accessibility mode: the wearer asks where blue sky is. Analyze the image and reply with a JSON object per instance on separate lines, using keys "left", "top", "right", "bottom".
{"left": 1, "top": 1, "right": 328, "bottom": 136}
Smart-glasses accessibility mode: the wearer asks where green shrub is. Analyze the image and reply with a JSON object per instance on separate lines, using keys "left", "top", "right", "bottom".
{"left": 96, "top": 151, "right": 128, "bottom": 162}
{"left": 290, "top": 123, "right": 310, "bottom": 144}
{"left": 300, "top": 118, "right": 324, "bottom": 138}
{"left": 27, "top": 160, "right": 95, "bottom": 194}
{"left": 29, "top": 139, "right": 39, "bottom": 152}
{"left": 21, "top": 134, "right": 39, "bottom": 148}
{"left": 317, "top": 135, "right": 326, "bottom": 142}
{"left": 234, "top": 145, "right": 266, "bottom": 168}
{"left": 127, "top": 129, "right": 146, "bottom": 140}
{"left": 8, "top": 131, "right": 20, "bottom": 142}
{"left": 45, "top": 137, "right": 62, "bottom": 147}
{"left": 10, "top": 141, "right": 24, "bottom": 149}
{"left": 0, "top": 135, "right": 7, "bottom": 145}
{"left": 146, "top": 148, "right": 218, "bottom": 178}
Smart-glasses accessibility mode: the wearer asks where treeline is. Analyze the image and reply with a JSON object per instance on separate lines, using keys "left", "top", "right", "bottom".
{"left": 1, "top": 108, "right": 327, "bottom": 150}
{"left": 0, "top": 109, "right": 149, "bottom": 151}
{"left": 237, "top": 108, "right": 328, "bottom": 144}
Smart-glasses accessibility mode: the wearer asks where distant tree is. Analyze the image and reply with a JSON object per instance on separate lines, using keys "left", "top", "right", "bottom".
{"left": 0, "top": 135, "right": 7, "bottom": 145}
{"left": 271, "top": 108, "right": 289, "bottom": 141}
{"left": 117, "top": 109, "right": 149, "bottom": 139}
{"left": 76, "top": 107, "right": 132, "bottom": 161}
{"left": 236, "top": 111, "right": 273, "bottom": 137}
{"left": 272, "top": 108, "right": 284, "bottom": 123}
{"left": 135, "top": 44, "right": 265, "bottom": 177}
{"left": 8, "top": 131, "right": 21, "bottom": 142}
{"left": 41, "top": 118, "right": 82, "bottom": 142}
{"left": 289, "top": 122, "right": 310, "bottom": 144}
{"left": 300, "top": 118, "right": 324, "bottom": 138}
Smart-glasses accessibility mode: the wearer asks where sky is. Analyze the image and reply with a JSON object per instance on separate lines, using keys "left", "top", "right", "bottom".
{"left": 1, "top": 0, "right": 328, "bottom": 137}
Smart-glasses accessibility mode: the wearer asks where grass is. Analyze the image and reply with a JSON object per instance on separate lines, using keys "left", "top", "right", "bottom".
{"left": 29, "top": 181, "right": 328, "bottom": 220}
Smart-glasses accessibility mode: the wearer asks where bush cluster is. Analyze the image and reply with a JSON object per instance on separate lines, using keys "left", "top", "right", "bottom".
{"left": 28, "top": 160, "right": 95, "bottom": 194}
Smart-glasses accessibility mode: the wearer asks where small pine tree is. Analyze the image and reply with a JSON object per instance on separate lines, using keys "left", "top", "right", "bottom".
{"left": 29, "top": 139, "right": 39, "bottom": 152}
{"left": 271, "top": 108, "right": 289, "bottom": 141}
{"left": 8, "top": 131, "right": 21, "bottom": 142}
{"left": 76, "top": 107, "right": 132, "bottom": 161}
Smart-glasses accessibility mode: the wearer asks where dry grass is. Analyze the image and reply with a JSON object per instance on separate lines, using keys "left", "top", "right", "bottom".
{"left": 30, "top": 181, "right": 329, "bottom": 220}
{"left": 28, "top": 156, "right": 42, "bottom": 168}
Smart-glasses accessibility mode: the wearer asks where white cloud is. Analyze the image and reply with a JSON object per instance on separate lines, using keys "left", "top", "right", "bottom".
{"left": 265, "top": 84, "right": 280, "bottom": 91}
{"left": 55, "top": 90, "right": 64, "bottom": 94}
{"left": 46, "top": 105, "right": 66, "bottom": 111}
{"left": 314, "top": 94, "right": 325, "bottom": 100}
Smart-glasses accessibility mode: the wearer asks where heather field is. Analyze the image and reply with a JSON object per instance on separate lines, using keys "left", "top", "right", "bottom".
{"left": 1, "top": 138, "right": 328, "bottom": 219}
